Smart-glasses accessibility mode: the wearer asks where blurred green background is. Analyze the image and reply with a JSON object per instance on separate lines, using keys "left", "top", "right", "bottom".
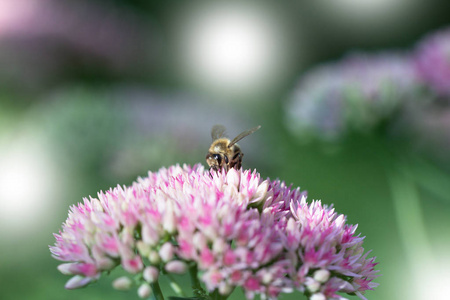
{"left": 1, "top": 1, "right": 449, "bottom": 299}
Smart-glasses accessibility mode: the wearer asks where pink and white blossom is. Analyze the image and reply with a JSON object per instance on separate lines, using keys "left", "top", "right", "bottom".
{"left": 50, "top": 164, "right": 378, "bottom": 299}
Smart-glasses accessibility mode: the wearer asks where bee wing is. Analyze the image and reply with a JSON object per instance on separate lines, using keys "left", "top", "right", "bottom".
{"left": 211, "top": 124, "right": 227, "bottom": 140}
{"left": 229, "top": 125, "right": 261, "bottom": 147}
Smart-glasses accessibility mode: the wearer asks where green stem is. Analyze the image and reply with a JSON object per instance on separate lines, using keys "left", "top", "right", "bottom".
{"left": 151, "top": 280, "right": 165, "bottom": 300}
{"left": 189, "top": 264, "right": 209, "bottom": 299}
{"left": 209, "top": 289, "right": 228, "bottom": 300}
{"left": 406, "top": 156, "right": 450, "bottom": 204}
{"left": 386, "top": 162, "right": 433, "bottom": 266}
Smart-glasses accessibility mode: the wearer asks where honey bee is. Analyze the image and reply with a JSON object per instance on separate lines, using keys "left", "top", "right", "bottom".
{"left": 206, "top": 124, "right": 261, "bottom": 172}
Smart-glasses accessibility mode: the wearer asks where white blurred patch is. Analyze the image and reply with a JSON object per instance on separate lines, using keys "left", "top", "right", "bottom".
{"left": 392, "top": 241, "right": 450, "bottom": 300}
{"left": 0, "top": 128, "right": 60, "bottom": 235}
{"left": 331, "top": 0, "right": 402, "bottom": 14}
{"left": 315, "top": 0, "right": 421, "bottom": 36}
{"left": 172, "top": 1, "right": 298, "bottom": 98}
{"left": 321, "top": 0, "right": 415, "bottom": 20}
{"left": 407, "top": 258, "right": 450, "bottom": 300}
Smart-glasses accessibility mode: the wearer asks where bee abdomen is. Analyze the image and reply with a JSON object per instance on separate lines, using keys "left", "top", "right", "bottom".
{"left": 229, "top": 148, "right": 243, "bottom": 170}
{"left": 232, "top": 152, "right": 240, "bottom": 160}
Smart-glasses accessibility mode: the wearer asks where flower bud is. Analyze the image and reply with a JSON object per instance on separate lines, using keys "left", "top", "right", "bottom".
{"left": 121, "top": 227, "right": 135, "bottom": 247}
{"left": 261, "top": 270, "right": 273, "bottom": 285}
{"left": 159, "top": 242, "right": 174, "bottom": 262}
{"left": 193, "top": 232, "right": 207, "bottom": 250}
{"left": 313, "top": 269, "right": 330, "bottom": 283}
{"left": 92, "top": 246, "right": 116, "bottom": 270}
{"left": 58, "top": 262, "right": 98, "bottom": 277}
{"left": 142, "top": 224, "right": 160, "bottom": 246}
{"left": 136, "top": 241, "right": 151, "bottom": 257}
{"left": 305, "top": 277, "right": 320, "bottom": 293}
{"left": 310, "top": 293, "right": 326, "bottom": 300}
{"left": 213, "top": 238, "right": 227, "bottom": 254}
{"left": 112, "top": 276, "right": 133, "bottom": 290}
{"left": 148, "top": 250, "right": 160, "bottom": 265}
{"left": 58, "top": 263, "right": 75, "bottom": 275}
{"left": 137, "top": 283, "right": 152, "bottom": 298}
{"left": 65, "top": 275, "right": 93, "bottom": 289}
{"left": 122, "top": 256, "right": 143, "bottom": 274}
{"left": 219, "top": 282, "right": 232, "bottom": 295}
{"left": 165, "top": 260, "right": 187, "bottom": 274}
{"left": 143, "top": 266, "right": 159, "bottom": 283}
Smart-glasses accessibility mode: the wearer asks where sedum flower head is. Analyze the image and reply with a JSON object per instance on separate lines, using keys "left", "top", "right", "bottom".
{"left": 414, "top": 26, "right": 450, "bottom": 96}
{"left": 50, "top": 164, "right": 378, "bottom": 300}
{"left": 286, "top": 52, "right": 420, "bottom": 141}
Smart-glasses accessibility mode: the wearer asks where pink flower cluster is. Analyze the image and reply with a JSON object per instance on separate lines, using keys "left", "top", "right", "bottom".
{"left": 286, "top": 51, "right": 421, "bottom": 141}
{"left": 415, "top": 26, "right": 450, "bottom": 96}
{"left": 50, "top": 164, "right": 378, "bottom": 300}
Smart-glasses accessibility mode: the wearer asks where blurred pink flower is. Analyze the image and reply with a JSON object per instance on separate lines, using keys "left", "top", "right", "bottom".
{"left": 0, "top": 0, "right": 156, "bottom": 91}
{"left": 415, "top": 26, "right": 450, "bottom": 97}
{"left": 286, "top": 51, "right": 421, "bottom": 140}
{"left": 50, "top": 164, "right": 378, "bottom": 299}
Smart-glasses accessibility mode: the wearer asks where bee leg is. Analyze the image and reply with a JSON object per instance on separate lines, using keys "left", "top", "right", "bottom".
{"left": 209, "top": 166, "right": 219, "bottom": 178}
{"left": 238, "top": 153, "right": 243, "bottom": 169}
{"left": 231, "top": 152, "right": 243, "bottom": 170}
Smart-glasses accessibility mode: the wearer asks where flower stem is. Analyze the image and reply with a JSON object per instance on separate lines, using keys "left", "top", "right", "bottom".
{"left": 209, "top": 289, "right": 228, "bottom": 300}
{"left": 406, "top": 156, "right": 450, "bottom": 204}
{"left": 188, "top": 264, "right": 231, "bottom": 300}
{"left": 188, "top": 264, "right": 207, "bottom": 299}
{"left": 386, "top": 162, "right": 433, "bottom": 267}
{"left": 362, "top": 136, "right": 433, "bottom": 262}
{"left": 151, "top": 280, "right": 165, "bottom": 300}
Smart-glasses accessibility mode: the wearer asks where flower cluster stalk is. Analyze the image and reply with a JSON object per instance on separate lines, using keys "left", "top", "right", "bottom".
{"left": 151, "top": 281, "right": 164, "bottom": 300}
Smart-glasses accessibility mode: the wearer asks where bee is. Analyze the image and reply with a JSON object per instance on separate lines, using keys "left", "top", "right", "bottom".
{"left": 206, "top": 124, "right": 261, "bottom": 172}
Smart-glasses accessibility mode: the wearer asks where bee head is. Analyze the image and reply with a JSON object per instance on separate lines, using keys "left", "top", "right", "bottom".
{"left": 206, "top": 152, "right": 228, "bottom": 171}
